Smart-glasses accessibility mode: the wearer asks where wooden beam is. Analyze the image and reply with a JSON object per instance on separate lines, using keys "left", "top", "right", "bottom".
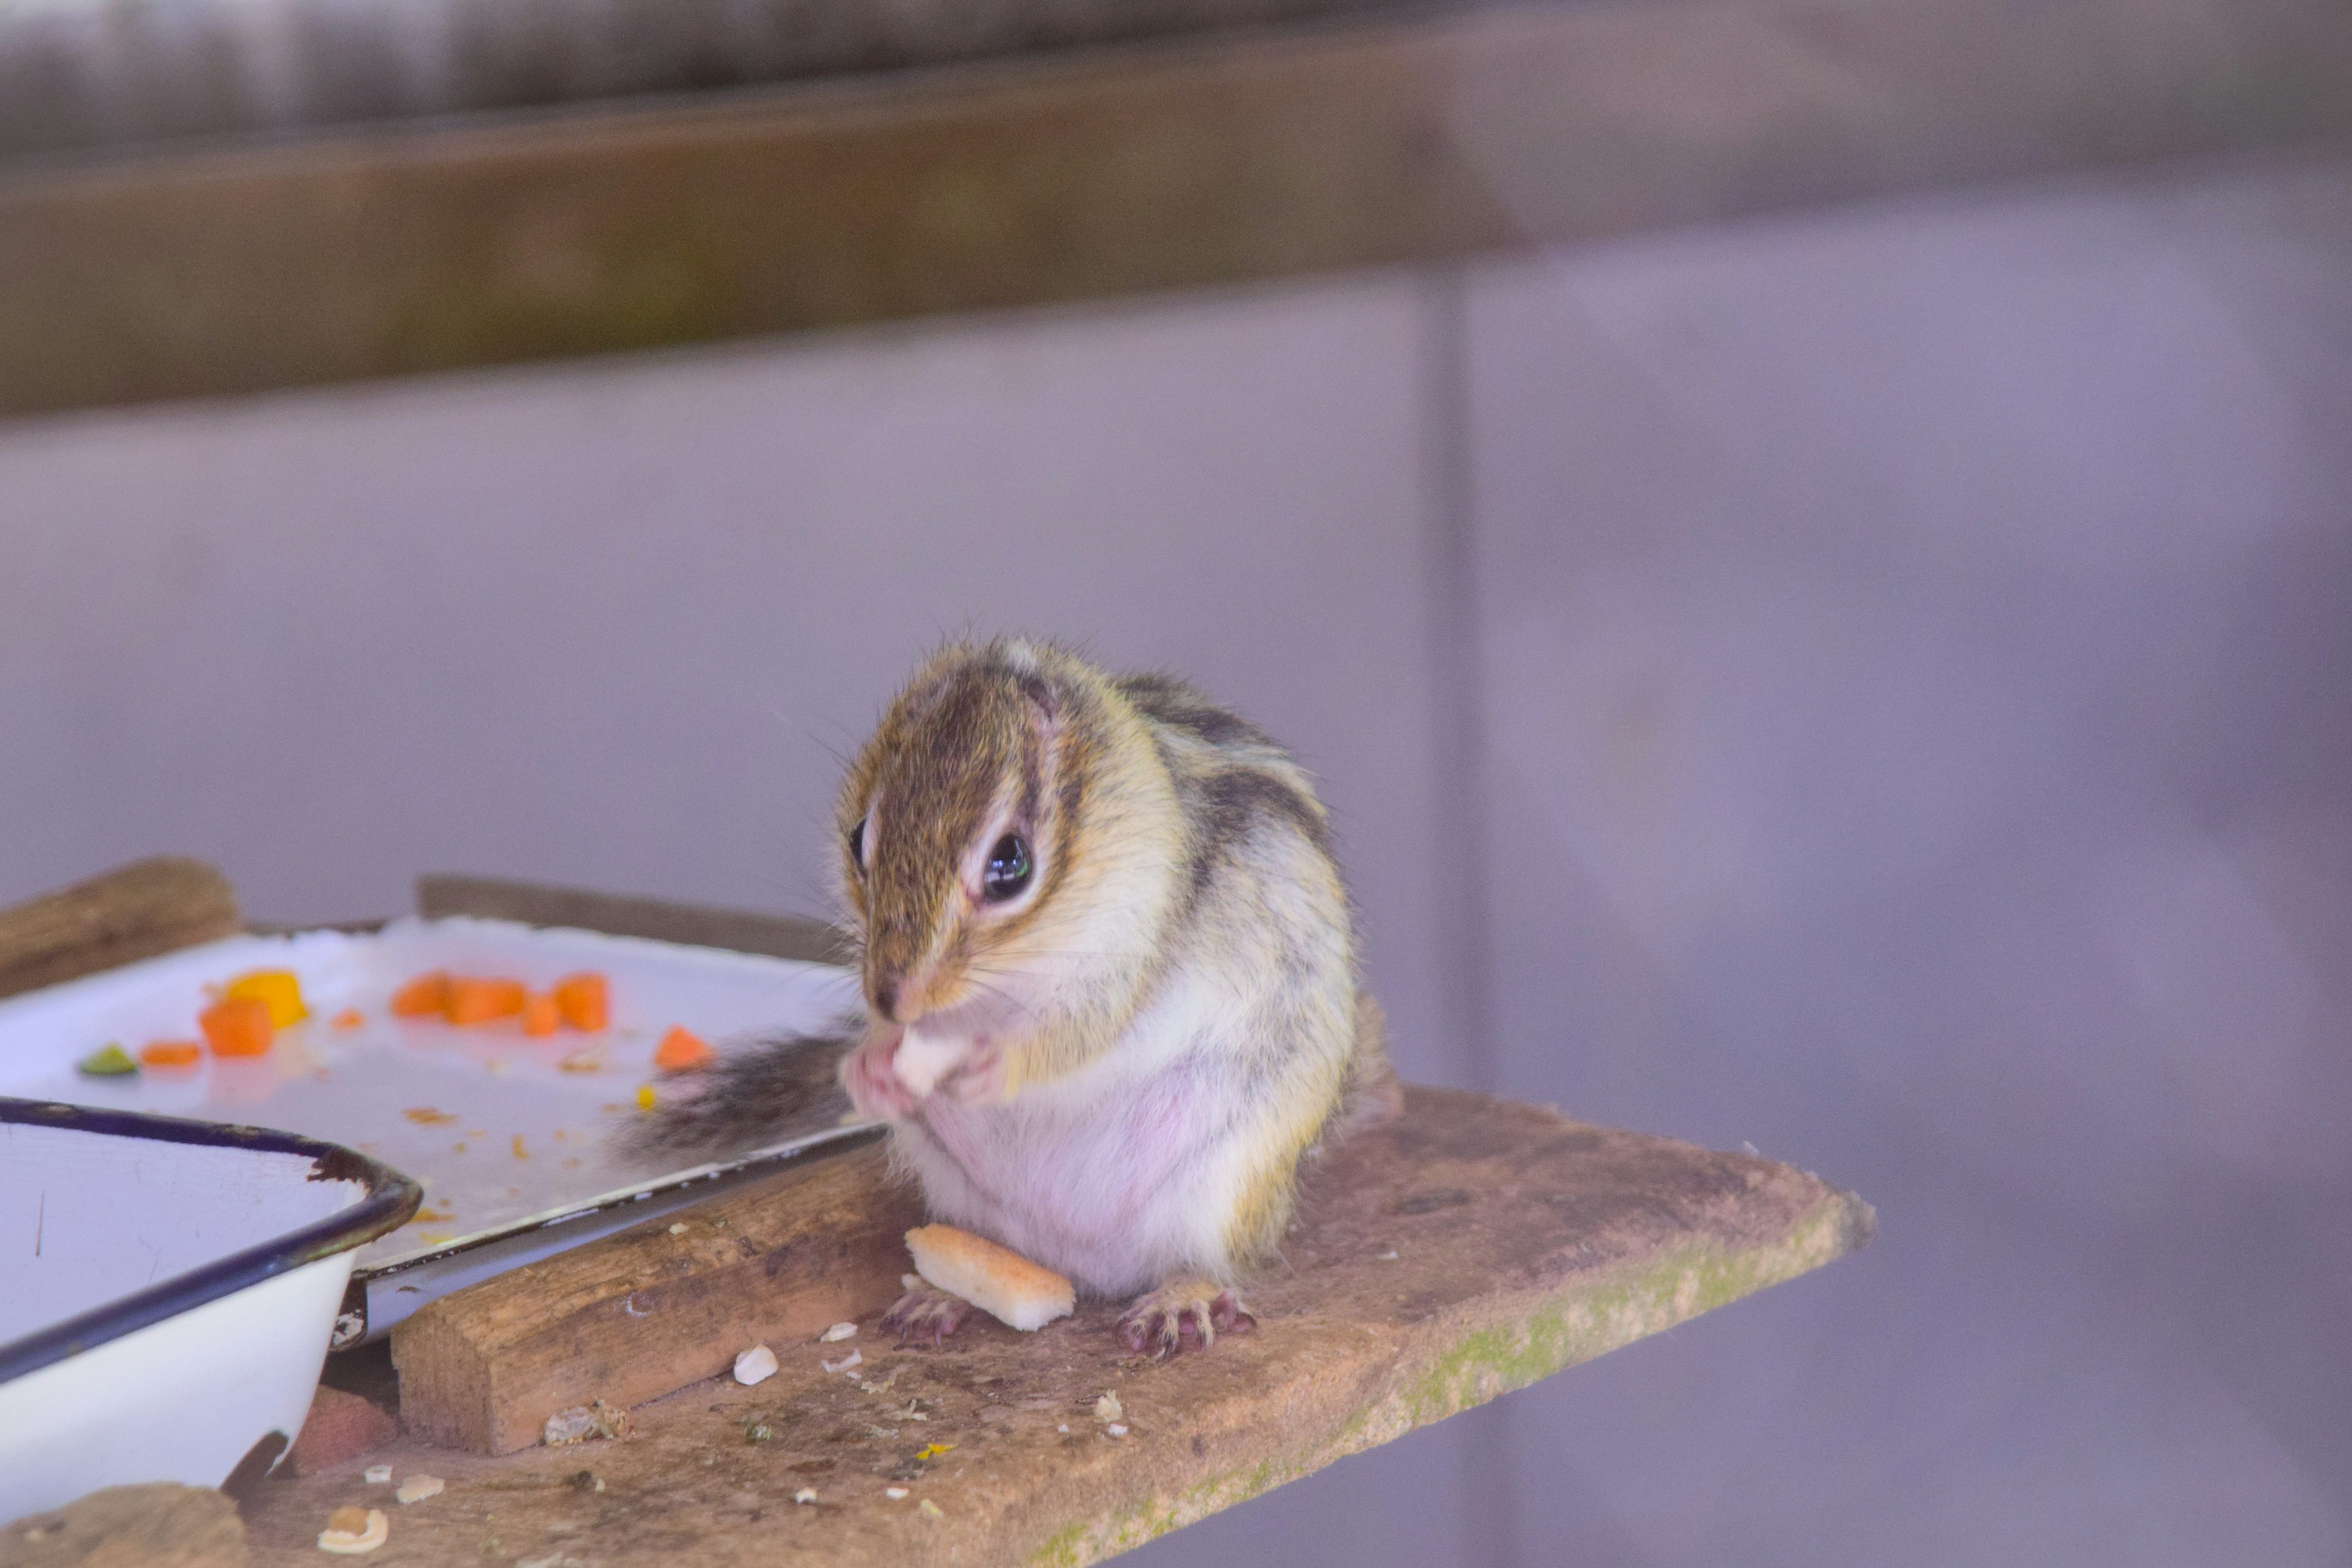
{"left": 0, "top": 857, "right": 241, "bottom": 1001}
{"left": 1, "top": 0, "right": 2346, "bottom": 418}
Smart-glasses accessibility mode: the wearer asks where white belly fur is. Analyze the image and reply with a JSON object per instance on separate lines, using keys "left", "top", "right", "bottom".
{"left": 888, "top": 972, "right": 1264, "bottom": 1298}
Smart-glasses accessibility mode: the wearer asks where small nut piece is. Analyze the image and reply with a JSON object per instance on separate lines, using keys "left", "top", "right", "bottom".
{"left": 394, "top": 1474, "right": 444, "bottom": 1505}
{"left": 1093, "top": 1392, "right": 1123, "bottom": 1423}
{"left": 317, "top": 1506, "right": 388, "bottom": 1554}
{"left": 820, "top": 1322, "right": 858, "bottom": 1343}
{"left": 734, "top": 1343, "right": 779, "bottom": 1387}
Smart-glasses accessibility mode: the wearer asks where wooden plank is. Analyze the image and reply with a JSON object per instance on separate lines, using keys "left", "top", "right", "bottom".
{"left": 1, "top": 0, "right": 2346, "bottom": 417}
{"left": 415, "top": 873, "right": 846, "bottom": 965}
{"left": 0, "top": 857, "right": 241, "bottom": 1002}
{"left": 391, "top": 1136, "right": 918, "bottom": 1455}
{"left": 271, "top": 1088, "right": 1871, "bottom": 1561}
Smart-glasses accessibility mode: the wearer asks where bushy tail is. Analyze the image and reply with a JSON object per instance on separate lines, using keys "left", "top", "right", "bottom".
{"left": 626, "top": 1029, "right": 861, "bottom": 1161}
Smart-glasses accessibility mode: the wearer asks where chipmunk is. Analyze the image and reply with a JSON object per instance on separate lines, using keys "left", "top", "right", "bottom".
{"left": 640, "top": 639, "right": 1398, "bottom": 1354}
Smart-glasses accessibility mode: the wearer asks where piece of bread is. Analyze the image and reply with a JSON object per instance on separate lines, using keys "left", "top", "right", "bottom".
{"left": 892, "top": 1026, "right": 967, "bottom": 1098}
{"left": 905, "top": 1224, "right": 1075, "bottom": 1331}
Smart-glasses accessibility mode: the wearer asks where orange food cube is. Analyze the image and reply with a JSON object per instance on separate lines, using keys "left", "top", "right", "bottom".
{"left": 390, "top": 971, "right": 451, "bottom": 1017}
{"left": 138, "top": 1040, "right": 203, "bottom": 1068}
{"left": 522, "top": 993, "right": 560, "bottom": 1037}
{"left": 222, "top": 969, "right": 307, "bottom": 1027}
{"left": 652, "top": 1025, "right": 714, "bottom": 1073}
{"left": 447, "top": 977, "right": 527, "bottom": 1026}
{"left": 552, "top": 973, "right": 609, "bottom": 1032}
{"left": 199, "top": 996, "right": 275, "bottom": 1057}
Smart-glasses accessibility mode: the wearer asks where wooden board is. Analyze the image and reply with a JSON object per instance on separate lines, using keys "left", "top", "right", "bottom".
{"left": 242, "top": 1087, "right": 1870, "bottom": 1565}
{"left": 391, "top": 1135, "right": 918, "bottom": 1455}
{"left": 0, "top": 857, "right": 241, "bottom": 1003}
{"left": 2, "top": 0, "right": 2347, "bottom": 417}
{"left": 415, "top": 873, "right": 846, "bottom": 966}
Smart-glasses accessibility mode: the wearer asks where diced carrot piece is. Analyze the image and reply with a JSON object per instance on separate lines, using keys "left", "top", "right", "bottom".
{"left": 139, "top": 1040, "right": 203, "bottom": 1068}
{"left": 223, "top": 969, "right": 307, "bottom": 1027}
{"left": 447, "top": 977, "right": 527, "bottom": 1026}
{"left": 552, "top": 973, "right": 609, "bottom": 1032}
{"left": 522, "top": 993, "right": 560, "bottom": 1037}
{"left": 652, "top": 1025, "right": 714, "bottom": 1073}
{"left": 200, "top": 996, "right": 275, "bottom": 1057}
{"left": 331, "top": 1008, "right": 365, "bottom": 1030}
{"left": 390, "top": 971, "right": 451, "bottom": 1017}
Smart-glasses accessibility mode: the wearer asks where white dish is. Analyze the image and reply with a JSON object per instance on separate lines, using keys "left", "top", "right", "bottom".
{"left": 0, "top": 916, "right": 873, "bottom": 1336}
{"left": 0, "top": 1099, "right": 420, "bottom": 1526}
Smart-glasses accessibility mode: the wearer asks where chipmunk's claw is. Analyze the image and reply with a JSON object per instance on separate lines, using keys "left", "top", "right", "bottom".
{"left": 1118, "top": 1281, "right": 1254, "bottom": 1357}
{"left": 883, "top": 1280, "right": 971, "bottom": 1346}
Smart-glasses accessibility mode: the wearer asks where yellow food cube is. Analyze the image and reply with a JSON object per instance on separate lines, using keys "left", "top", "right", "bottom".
{"left": 224, "top": 969, "right": 308, "bottom": 1028}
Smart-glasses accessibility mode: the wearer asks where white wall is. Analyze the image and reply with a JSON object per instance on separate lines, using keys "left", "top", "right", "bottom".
{"left": 2, "top": 147, "right": 2347, "bottom": 1565}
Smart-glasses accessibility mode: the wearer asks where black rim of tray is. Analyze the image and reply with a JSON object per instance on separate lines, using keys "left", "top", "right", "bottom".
{"left": 0, "top": 1097, "right": 424, "bottom": 1383}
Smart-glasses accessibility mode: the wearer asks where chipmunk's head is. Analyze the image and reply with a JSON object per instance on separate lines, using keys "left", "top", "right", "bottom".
{"left": 836, "top": 641, "right": 1179, "bottom": 1036}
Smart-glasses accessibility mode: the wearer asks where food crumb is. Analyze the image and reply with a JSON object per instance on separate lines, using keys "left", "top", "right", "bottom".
{"left": 821, "top": 1349, "right": 862, "bottom": 1375}
{"left": 668, "top": 1222, "right": 688, "bottom": 1235}
{"left": 884, "top": 1487, "right": 909, "bottom": 1501}
{"left": 1057, "top": 1424, "right": 1069, "bottom": 1434}
{"left": 402, "top": 1107, "right": 458, "bottom": 1126}
{"left": 793, "top": 1490, "right": 817, "bottom": 1506}
{"left": 361, "top": 1466, "right": 391, "bottom": 1485}
{"left": 734, "top": 1344, "right": 779, "bottom": 1387}
{"left": 394, "top": 1475, "right": 443, "bottom": 1505}
{"left": 913, "top": 1444, "right": 954, "bottom": 1461}
{"left": 511, "top": 1134, "right": 528, "bottom": 1159}
{"left": 821, "top": 1322, "right": 858, "bottom": 1343}
{"left": 315, "top": 1506, "right": 387, "bottom": 1555}
{"left": 635, "top": 1084, "right": 657, "bottom": 1111}
{"left": 1093, "top": 1392, "right": 1123, "bottom": 1423}
{"left": 1377, "top": 1250, "right": 1400, "bottom": 1261}
{"left": 1106, "top": 1423, "right": 1129, "bottom": 1438}
{"left": 918, "top": 1499, "right": 944, "bottom": 1520}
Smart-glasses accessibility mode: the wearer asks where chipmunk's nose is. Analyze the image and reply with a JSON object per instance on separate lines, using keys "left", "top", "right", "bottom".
{"left": 872, "top": 976, "right": 899, "bottom": 1021}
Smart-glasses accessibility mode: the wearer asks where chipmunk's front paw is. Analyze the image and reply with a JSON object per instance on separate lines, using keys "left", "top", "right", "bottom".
{"left": 1118, "top": 1280, "right": 1255, "bottom": 1357}
{"left": 882, "top": 1278, "right": 971, "bottom": 1346}
{"left": 840, "top": 1028, "right": 918, "bottom": 1121}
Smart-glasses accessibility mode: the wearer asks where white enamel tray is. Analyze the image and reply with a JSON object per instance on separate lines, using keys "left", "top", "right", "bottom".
{"left": 0, "top": 917, "right": 874, "bottom": 1339}
{"left": 0, "top": 1099, "right": 420, "bottom": 1526}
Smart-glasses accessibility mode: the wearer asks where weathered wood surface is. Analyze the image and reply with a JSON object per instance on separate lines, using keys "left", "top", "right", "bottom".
{"left": 0, "top": 1483, "right": 249, "bottom": 1568}
{"left": 392, "top": 1136, "right": 918, "bottom": 1455}
{"left": 2, "top": 0, "right": 2346, "bottom": 417}
{"left": 416, "top": 873, "right": 846, "bottom": 965}
{"left": 245, "top": 1087, "right": 1871, "bottom": 1566}
{"left": 0, "top": 857, "right": 241, "bottom": 1003}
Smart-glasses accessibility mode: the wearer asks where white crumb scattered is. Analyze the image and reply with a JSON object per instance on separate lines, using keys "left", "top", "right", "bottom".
{"left": 885, "top": 1487, "right": 910, "bottom": 1501}
{"left": 394, "top": 1474, "right": 444, "bottom": 1505}
{"left": 1106, "top": 1424, "right": 1128, "bottom": 1438}
{"left": 1377, "top": 1250, "right": 1400, "bottom": 1261}
{"left": 793, "top": 1489, "right": 817, "bottom": 1505}
{"left": 1057, "top": 1425, "right": 1069, "bottom": 1434}
{"left": 1092, "top": 1392, "right": 1123, "bottom": 1423}
{"left": 821, "top": 1348, "right": 863, "bottom": 1374}
{"left": 668, "top": 1222, "right": 688, "bottom": 1235}
{"left": 734, "top": 1343, "right": 779, "bottom": 1387}
{"left": 821, "top": 1321, "right": 858, "bottom": 1343}
{"left": 918, "top": 1499, "right": 944, "bottom": 1519}
{"left": 361, "top": 1465, "right": 392, "bottom": 1485}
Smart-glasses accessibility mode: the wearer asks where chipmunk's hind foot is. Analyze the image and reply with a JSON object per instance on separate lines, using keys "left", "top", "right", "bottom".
{"left": 1119, "top": 1279, "right": 1256, "bottom": 1357}
{"left": 883, "top": 1278, "right": 972, "bottom": 1346}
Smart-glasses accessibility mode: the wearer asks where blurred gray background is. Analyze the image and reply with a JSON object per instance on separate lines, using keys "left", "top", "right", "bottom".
{"left": 3, "top": 143, "right": 2348, "bottom": 1564}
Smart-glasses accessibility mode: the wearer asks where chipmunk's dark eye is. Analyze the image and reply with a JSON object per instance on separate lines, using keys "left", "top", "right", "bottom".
{"left": 981, "top": 834, "right": 1031, "bottom": 902}
{"left": 847, "top": 818, "right": 867, "bottom": 872}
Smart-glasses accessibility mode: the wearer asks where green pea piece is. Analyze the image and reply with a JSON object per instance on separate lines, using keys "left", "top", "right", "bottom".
{"left": 77, "top": 1042, "right": 138, "bottom": 1077}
